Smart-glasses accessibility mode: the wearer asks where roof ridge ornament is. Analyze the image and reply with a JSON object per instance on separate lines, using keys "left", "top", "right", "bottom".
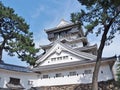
{"left": 56, "top": 47, "right": 62, "bottom": 55}
{"left": 56, "top": 19, "right": 70, "bottom": 27}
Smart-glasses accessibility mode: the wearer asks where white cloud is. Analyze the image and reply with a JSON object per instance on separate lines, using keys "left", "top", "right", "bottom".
{"left": 43, "top": 0, "right": 82, "bottom": 29}
{"left": 31, "top": 5, "right": 45, "bottom": 18}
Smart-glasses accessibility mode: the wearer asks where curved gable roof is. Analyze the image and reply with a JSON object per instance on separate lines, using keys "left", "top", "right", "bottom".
{"left": 36, "top": 41, "right": 97, "bottom": 65}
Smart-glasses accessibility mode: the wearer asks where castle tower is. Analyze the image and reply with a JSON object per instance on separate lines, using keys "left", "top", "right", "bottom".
{"left": 45, "top": 19, "right": 87, "bottom": 45}
{"left": 32, "top": 19, "right": 116, "bottom": 89}
{"left": 42, "top": 19, "right": 97, "bottom": 55}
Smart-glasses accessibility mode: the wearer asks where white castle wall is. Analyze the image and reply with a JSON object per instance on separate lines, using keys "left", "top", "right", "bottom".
{"left": 70, "top": 42, "right": 83, "bottom": 48}
{"left": 0, "top": 69, "right": 38, "bottom": 90}
{"left": 40, "top": 51, "right": 84, "bottom": 66}
{"left": 33, "top": 64, "right": 113, "bottom": 87}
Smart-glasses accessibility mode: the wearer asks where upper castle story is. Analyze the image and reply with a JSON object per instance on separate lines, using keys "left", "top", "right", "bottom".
{"left": 45, "top": 19, "right": 89, "bottom": 47}
{"left": 41, "top": 19, "right": 97, "bottom": 55}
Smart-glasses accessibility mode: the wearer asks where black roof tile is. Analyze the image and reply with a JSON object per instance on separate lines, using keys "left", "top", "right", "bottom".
{"left": 0, "top": 63, "right": 31, "bottom": 73}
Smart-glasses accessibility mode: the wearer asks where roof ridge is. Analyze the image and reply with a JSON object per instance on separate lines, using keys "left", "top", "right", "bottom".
{"left": 56, "top": 19, "right": 70, "bottom": 27}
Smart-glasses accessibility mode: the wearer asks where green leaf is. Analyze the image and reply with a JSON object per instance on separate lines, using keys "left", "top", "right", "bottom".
{"left": 0, "top": 2, "right": 40, "bottom": 65}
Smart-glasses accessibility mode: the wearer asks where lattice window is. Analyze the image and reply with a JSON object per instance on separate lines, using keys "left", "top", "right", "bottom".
{"left": 69, "top": 71, "right": 77, "bottom": 76}
{"left": 84, "top": 70, "right": 92, "bottom": 74}
{"left": 9, "top": 77, "right": 20, "bottom": 85}
{"left": 28, "top": 80, "right": 33, "bottom": 85}
{"left": 43, "top": 75, "right": 49, "bottom": 79}
{"left": 56, "top": 73, "right": 62, "bottom": 77}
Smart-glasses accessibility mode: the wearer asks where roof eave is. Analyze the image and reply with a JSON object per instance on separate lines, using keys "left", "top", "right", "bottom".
{"left": 45, "top": 23, "right": 79, "bottom": 33}
{"left": 33, "top": 56, "right": 116, "bottom": 72}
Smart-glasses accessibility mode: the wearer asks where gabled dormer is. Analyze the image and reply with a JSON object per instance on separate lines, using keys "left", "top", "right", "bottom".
{"left": 36, "top": 41, "right": 97, "bottom": 66}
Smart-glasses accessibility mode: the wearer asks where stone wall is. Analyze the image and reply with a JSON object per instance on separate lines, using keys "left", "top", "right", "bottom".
{"left": 30, "top": 80, "right": 120, "bottom": 90}
{"left": 75, "top": 80, "right": 119, "bottom": 90}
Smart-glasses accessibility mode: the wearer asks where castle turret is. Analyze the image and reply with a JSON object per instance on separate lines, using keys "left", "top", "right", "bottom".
{"left": 45, "top": 19, "right": 88, "bottom": 48}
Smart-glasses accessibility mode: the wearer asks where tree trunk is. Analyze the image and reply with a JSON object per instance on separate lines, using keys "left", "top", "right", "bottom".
{"left": 91, "top": 18, "right": 115, "bottom": 90}
{"left": 92, "top": 59, "right": 101, "bottom": 90}
{"left": 92, "top": 29, "right": 109, "bottom": 90}
{"left": 0, "top": 48, "right": 3, "bottom": 63}
{"left": 0, "top": 39, "right": 6, "bottom": 63}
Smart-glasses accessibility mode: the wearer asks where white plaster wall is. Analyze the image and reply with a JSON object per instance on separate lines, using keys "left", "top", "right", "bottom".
{"left": 0, "top": 64, "right": 114, "bottom": 88}
{"left": 41, "top": 51, "right": 84, "bottom": 66}
{"left": 70, "top": 42, "right": 83, "bottom": 48}
{"left": 0, "top": 69, "right": 38, "bottom": 90}
{"left": 33, "top": 64, "right": 114, "bottom": 87}
{"left": 62, "top": 41, "right": 83, "bottom": 49}
{"left": 98, "top": 65, "right": 113, "bottom": 81}
{"left": 66, "top": 34, "right": 78, "bottom": 40}
{"left": 70, "top": 35, "right": 77, "bottom": 39}
{"left": 112, "top": 60, "right": 119, "bottom": 81}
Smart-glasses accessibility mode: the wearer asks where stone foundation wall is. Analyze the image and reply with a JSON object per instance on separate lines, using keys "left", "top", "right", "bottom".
{"left": 74, "top": 80, "right": 119, "bottom": 90}
{"left": 30, "top": 80, "right": 120, "bottom": 90}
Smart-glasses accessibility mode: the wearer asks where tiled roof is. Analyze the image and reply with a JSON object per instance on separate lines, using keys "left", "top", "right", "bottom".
{"left": 56, "top": 19, "right": 70, "bottom": 27}
{"left": 40, "top": 37, "right": 87, "bottom": 50}
{"left": 45, "top": 23, "right": 77, "bottom": 33}
{"left": 36, "top": 41, "right": 97, "bottom": 64}
{"left": 74, "top": 44, "right": 97, "bottom": 51}
{"left": 0, "top": 63, "right": 31, "bottom": 73}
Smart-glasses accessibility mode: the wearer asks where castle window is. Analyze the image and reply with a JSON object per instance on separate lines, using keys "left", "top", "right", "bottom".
{"left": 60, "top": 31, "right": 66, "bottom": 38}
{"left": 48, "top": 33, "right": 54, "bottom": 39}
{"left": 63, "top": 56, "right": 68, "bottom": 60}
{"left": 57, "top": 57, "right": 62, "bottom": 60}
{"left": 28, "top": 80, "right": 33, "bottom": 85}
{"left": 101, "top": 71, "right": 103, "bottom": 74}
{"left": 9, "top": 77, "right": 20, "bottom": 85}
{"left": 84, "top": 70, "right": 92, "bottom": 74}
{"left": 56, "top": 73, "right": 62, "bottom": 77}
{"left": 57, "top": 57, "right": 60, "bottom": 60}
{"left": 7, "top": 77, "right": 23, "bottom": 89}
{"left": 51, "top": 58, "right": 56, "bottom": 61}
{"left": 71, "top": 44, "right": 76, "bottom": 47}
{"left": 0, "top": 77, "right": 1, "bottom": 82}
{"left": 51, "top": 56, "right": 68, "bottom": 62}
{"left": 59, "top": 57, "right": 62, "bottom": 60}
{"left": 43, "top": 75, "right": 49, "bottom": 79}
{"left": 69, "top": 71, "right": 77, "bottom": 76}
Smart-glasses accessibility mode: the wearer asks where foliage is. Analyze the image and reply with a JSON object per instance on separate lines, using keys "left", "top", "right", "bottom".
{"left": 0, "top": 2, "right": 39, "bottom": 65}
{"left": 71, "top": 0, "right": 120, "bottom": 89}
{"left": 71, "top": 0, "right": 120, "bottom": 39}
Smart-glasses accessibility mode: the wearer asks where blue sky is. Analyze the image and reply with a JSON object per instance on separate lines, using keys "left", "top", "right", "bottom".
{"left": 1, "top": 0, "right": 120, "bottom": 66}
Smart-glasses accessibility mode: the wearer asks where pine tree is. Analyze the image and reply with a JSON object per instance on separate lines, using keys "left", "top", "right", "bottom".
{"left": 0, "top": 2, "right": 39, "bottom": 65}
{"left": 71, "top": 0, "right": 120, "bottom": 89}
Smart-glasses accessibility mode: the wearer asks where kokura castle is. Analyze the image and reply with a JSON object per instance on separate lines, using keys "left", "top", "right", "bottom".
{"left": 0, "top": 19, "right": 117, "bottom": 90}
